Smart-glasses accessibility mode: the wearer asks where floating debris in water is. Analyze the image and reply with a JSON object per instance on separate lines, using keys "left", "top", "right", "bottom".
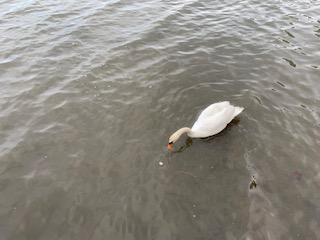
{"left": 249, "top": 179, "right": 257, "bottom": 189}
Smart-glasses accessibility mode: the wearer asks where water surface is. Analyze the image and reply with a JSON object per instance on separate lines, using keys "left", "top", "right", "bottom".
{"left": 0, "top": 0, "right": 320, "bottom": 239}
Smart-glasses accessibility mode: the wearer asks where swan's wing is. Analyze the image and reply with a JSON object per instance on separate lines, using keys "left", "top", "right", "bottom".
{"left": 191, "top": 105, "right": 235, "bottom": 138}
{"left": 197, "top": 101, "right": 230, "bottom": 121}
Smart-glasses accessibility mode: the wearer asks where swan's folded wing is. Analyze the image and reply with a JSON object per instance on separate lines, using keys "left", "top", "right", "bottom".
{"left": 191, "top": 106, "right": 235, "bottom": 138}
{"left": 197, "top": 101, "right": 230, "bottom": 121}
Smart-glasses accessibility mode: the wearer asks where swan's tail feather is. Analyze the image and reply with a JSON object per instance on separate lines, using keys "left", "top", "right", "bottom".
{"left": 234, "top": 107, "right": 244, "bottom": 117}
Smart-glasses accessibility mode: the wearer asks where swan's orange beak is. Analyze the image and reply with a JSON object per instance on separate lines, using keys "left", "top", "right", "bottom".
{"left": 167, "top": 143, "right": 173, "bottom": 150}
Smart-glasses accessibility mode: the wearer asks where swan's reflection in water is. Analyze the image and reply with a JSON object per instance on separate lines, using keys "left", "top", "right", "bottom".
{"left": 169, "top": 137, "right": 193, "bottom": 155}
{"left": 156, "top": 138, "right": 193, "bottom": 169}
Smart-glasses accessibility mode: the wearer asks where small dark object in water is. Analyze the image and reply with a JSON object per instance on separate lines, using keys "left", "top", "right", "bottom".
{"left": 293, "top": 170, "right": 302, "bottom": 180}
{"left": 249, "top": 180, "right": 257, "bottom": 189}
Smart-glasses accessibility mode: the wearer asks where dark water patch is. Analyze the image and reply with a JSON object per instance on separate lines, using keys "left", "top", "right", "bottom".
{"left": 282, "top": 57, "right": 297, "bottom": 67}
{"left": 284, "top": 29, "right": 295, "bottom": 38}
{"left": 276, "top": 81, "right": 286, "bottom": 87}
{"left": 253, "top": 96, "right": 262, "bottom": 104}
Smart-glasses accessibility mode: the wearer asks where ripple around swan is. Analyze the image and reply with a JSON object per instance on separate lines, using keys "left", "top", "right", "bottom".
{"left": 0, "top": 0, "right": 320, "bottom": 239}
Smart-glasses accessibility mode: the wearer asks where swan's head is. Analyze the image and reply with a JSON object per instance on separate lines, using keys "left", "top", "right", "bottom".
{"left": 167, "top": 127, "right": 190, "bottom": 150}
{"left": 167, "top": 133, "right": 178, "bottom": 149}
{"left": 167, "top": 140, "right": 174, "bottom": 150}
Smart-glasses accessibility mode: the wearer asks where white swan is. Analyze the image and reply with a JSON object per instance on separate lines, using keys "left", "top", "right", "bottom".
{"left": 167, "top": 101, "right": 243, "bottom": 149}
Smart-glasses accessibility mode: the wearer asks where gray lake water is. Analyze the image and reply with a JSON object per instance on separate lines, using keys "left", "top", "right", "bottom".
{"left": 1, "top": 0, "right": 320, "bottom": 239}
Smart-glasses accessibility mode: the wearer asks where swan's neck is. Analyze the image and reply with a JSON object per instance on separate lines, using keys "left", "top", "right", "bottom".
{"left": 172, "top": 127, "right": 192, "bottom": 140}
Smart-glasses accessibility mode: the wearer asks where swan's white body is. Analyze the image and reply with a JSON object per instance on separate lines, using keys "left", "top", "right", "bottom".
{"left": 167, "top": 101, "right": 243, "bottom": 148}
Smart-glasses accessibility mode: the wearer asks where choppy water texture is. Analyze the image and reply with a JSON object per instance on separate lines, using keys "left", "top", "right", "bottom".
{"left": 1, "top": 0, "right": 320, "bottom": 239}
